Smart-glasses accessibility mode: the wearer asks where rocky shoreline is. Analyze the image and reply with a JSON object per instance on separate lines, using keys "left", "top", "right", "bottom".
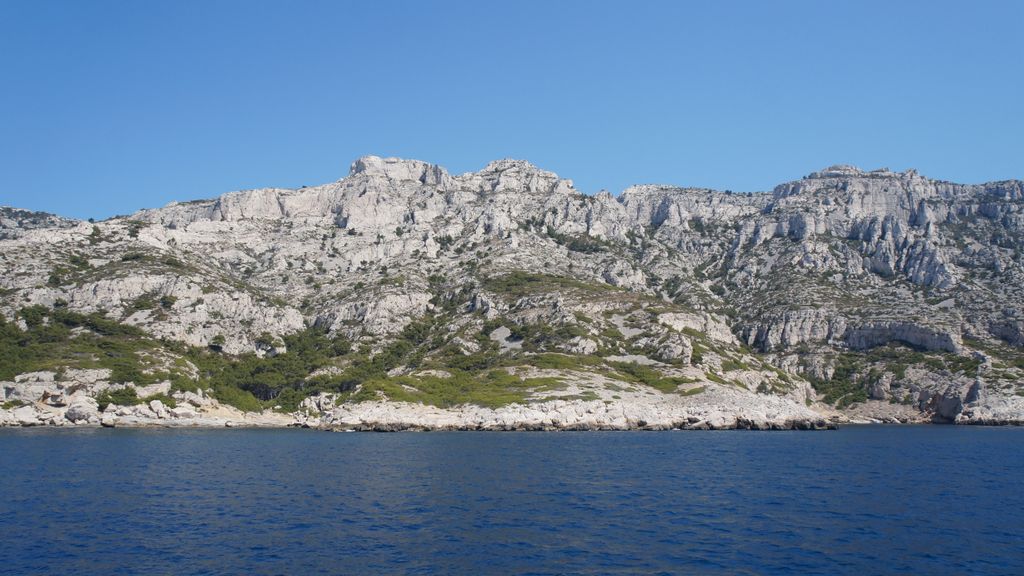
{"left": 7, "top": 400, "right": 1022, "bottom": 430}
{"left": 5, "top": 367, "right": 1022, "bottom": 432}
{"left": 0, "top": 390, "right": 839, "bottom": 432}
{"left": 5, "top": 384, "right": 1022, "bottom": 432}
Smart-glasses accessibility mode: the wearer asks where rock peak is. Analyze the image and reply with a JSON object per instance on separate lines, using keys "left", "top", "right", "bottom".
{"left": 480, "top": 158, "right": 546, "bottom": 174}
{"left": 473, "top": 158, "right": 575, "bottom": 195}
{"left": 807, "top": 165, "right": 866, "bottom": 179}
{"left": 805, "top": 165, "right": 922, "bottom": 181}
{"left": 348, "top": 156, "right": 449, "bottom": 186}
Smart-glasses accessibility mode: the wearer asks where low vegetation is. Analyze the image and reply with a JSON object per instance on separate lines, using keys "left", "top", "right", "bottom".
{"left": 607, "top": 361, "right": 699, "bottom": 394}
{"left": 482, "top": 271, "right": 618, "bottom": 299}
{"left": 0, "top": 300, "right": 784, "bottom": 414}
{"left": 806, "top": 344, "right": 985, "bottom": 408}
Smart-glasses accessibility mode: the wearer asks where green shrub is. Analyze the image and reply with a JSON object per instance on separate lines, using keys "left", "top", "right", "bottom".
{"left": 96, "top": 387, "right": 141, "bottom": 411}
{"left": 209, "top": 335, "right": 226, "bottom": 351}
{"left": 508, "top": 323, "right": 589, "bottom": 352}
{"left": 705, "top": 372, "right": 728, "bottom": 385}
{"left": 142, "top": 393, "right": 177, "bottom": 409}
{"left": 120, "top": 252, "right": 148, "bottom": 262}
{"left": 0, "top": 306, "right": 151, "bottom": 381}
{"left": 129, "top": 294, "right": 157, "bottom": 312}
{"left": 211, "top": 384, "right": 263, "bottom": 412}
{"left": 545, "top": 227, "right": 608, "bottom": 253}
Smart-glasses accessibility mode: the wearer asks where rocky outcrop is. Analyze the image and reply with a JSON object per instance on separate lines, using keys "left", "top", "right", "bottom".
{"left": 741, "top": 310, "right": 843, "bottom": 352}
{"left": 989, "top": 317, "right": 1024, "bottom": 347}
{"left": 658, "top": 312, "right": 738, "bottom": 345}
{"left": 0, "top": 383, "right": 298, "bottom": 428}
{"left": 0, "top": 207, "right": 78, "bottom": 240}
{"left": 844, "top": 322, "right": 962, "bottom": 353}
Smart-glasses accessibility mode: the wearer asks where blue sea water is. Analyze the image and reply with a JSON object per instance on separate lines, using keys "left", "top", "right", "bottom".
{"left": 0, "top": 426, "right": 1021, "bottom": 575}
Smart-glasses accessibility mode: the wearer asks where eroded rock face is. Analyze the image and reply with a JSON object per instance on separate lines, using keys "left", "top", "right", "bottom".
{"left": 845, "top": 322, "right": 961, "bottom": 353}
{"left": 741, "top": 310, "right": 843, "bottom": 352}
{"left": 2, "top": 157, "right": 1024, "bottom": 426}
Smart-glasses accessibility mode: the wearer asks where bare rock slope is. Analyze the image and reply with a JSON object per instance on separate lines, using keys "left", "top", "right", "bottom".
{"left": 2, "top": 157, "right": 1022, "bottom": 429}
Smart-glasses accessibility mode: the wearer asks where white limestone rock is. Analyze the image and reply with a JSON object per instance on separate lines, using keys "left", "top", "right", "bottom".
{"left": 65, "top": 397, "right": 99, "bottom": 423}
{"left": 3, "top": 157, "right": 1023, "bottom": 427}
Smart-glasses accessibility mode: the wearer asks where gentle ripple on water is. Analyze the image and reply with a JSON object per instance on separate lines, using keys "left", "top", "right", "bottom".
{"left": 0, "top": 426, "right": 1022, "bottom": 575}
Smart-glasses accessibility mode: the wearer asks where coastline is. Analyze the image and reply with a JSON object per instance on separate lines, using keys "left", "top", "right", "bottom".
{"left": 5, "top": 397, "right": 1022, "bottom": 432}
{"left": 5, "top": 371, "right": 1022, "bottom": 431}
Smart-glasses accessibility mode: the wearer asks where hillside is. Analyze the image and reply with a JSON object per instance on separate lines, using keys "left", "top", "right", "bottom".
{"left": 2, "top": 157, "right": 1022, "bottom": 429}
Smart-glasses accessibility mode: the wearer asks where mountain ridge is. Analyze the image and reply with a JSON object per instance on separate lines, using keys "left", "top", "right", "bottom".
{"left": 7, "top": 157, "right": 1021, "bottom": 224}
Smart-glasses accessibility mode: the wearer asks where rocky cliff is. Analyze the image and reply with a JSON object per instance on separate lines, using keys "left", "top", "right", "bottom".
{"left": 2, "top": 157, "right": 1022, "bottom": 429}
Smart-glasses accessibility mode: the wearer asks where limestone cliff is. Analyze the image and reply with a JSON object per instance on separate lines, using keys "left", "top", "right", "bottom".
{"left": 2, "top": 157, "right": 1022, "bottom": 428}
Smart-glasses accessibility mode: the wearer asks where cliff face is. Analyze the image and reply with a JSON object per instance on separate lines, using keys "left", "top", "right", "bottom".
{"left": 2, "top": 157, "right": 1023, "bottom": 428}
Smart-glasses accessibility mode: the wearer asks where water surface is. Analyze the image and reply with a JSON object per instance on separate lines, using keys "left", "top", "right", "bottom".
{"left": 0, "top": 426, "right": 1021, "bottom": 574}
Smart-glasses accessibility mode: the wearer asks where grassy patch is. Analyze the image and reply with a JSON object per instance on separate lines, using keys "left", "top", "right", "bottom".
{"left": 348, "top": 369, "right": 540, "bottom": 408}
{"left": 521, "top": 353, "right": 603, "bottom": 371}
{"left": 720, "top": 358, "right": 749, "bottom": 372}
{"left": 482, "top": 271, "right": 618, "bottom": 299}
{"left": 704, "top": 372, "right": 745, "bottom": 389}
{"left": 548, "top": 390, "right": 600, "bottom": 402}
{"left": 607, "top": 361, "right": 698, "bottom": 393}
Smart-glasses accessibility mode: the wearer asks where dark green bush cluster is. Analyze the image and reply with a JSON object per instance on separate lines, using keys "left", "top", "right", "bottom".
{"left": 187, "top": 326, "right": 353, "bottom": 407}
{"left": 545, "top": 226, "right": 608, "bottom": 253}
{"left": 1, "top": 306, "right": 150, "bottom": 381}
{"left": 129, "top": 294, "right": 158, "bottom": 312}
{"left": 479, "top": 317, "right": 591, "bottom": 354}
{"left": 808, "top": 354, "right": 871, "bottom": 408}
{"left": 510, "top": 323, "right": 589, "bottom": 352}
{"left": 96, "top": 387, "right": 141, "bottom": 411}
{"left": 482, "top": 271, "right": 616, "bottom": 299}
{"left": 808, "top": 344, "right": 986, "bottom": 409}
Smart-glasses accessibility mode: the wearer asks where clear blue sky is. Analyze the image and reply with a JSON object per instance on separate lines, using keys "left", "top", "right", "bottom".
{"left": 1, "top": 0, "right": 1021, "bottom": 220}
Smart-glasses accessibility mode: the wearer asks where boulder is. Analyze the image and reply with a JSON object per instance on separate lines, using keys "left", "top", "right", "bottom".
{"left": 563, "top": 336, "right": 598, "bottom": 355}
{"left": 13, "top": 405, "right": 39, "bottom": 426}
{"left": 65, "top": 398, "right": 99, "bottom": 423}
{"left": 149, "top": 400, "right": 169, "bottom": 419}
{"left": 170, "top": 407, "right": 197, "bottom": 419}
{"left": 655, "top": 333, "right": 693, "bottom": 364}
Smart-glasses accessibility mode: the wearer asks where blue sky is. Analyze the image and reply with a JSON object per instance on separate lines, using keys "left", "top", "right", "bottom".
{"left": 1, "top": 0, "right": 1021, "bottom": 220}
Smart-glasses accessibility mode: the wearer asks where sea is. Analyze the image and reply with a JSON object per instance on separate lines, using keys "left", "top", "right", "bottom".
{"left": 0, "top": 425, "right": 1021, "bottom": 575}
